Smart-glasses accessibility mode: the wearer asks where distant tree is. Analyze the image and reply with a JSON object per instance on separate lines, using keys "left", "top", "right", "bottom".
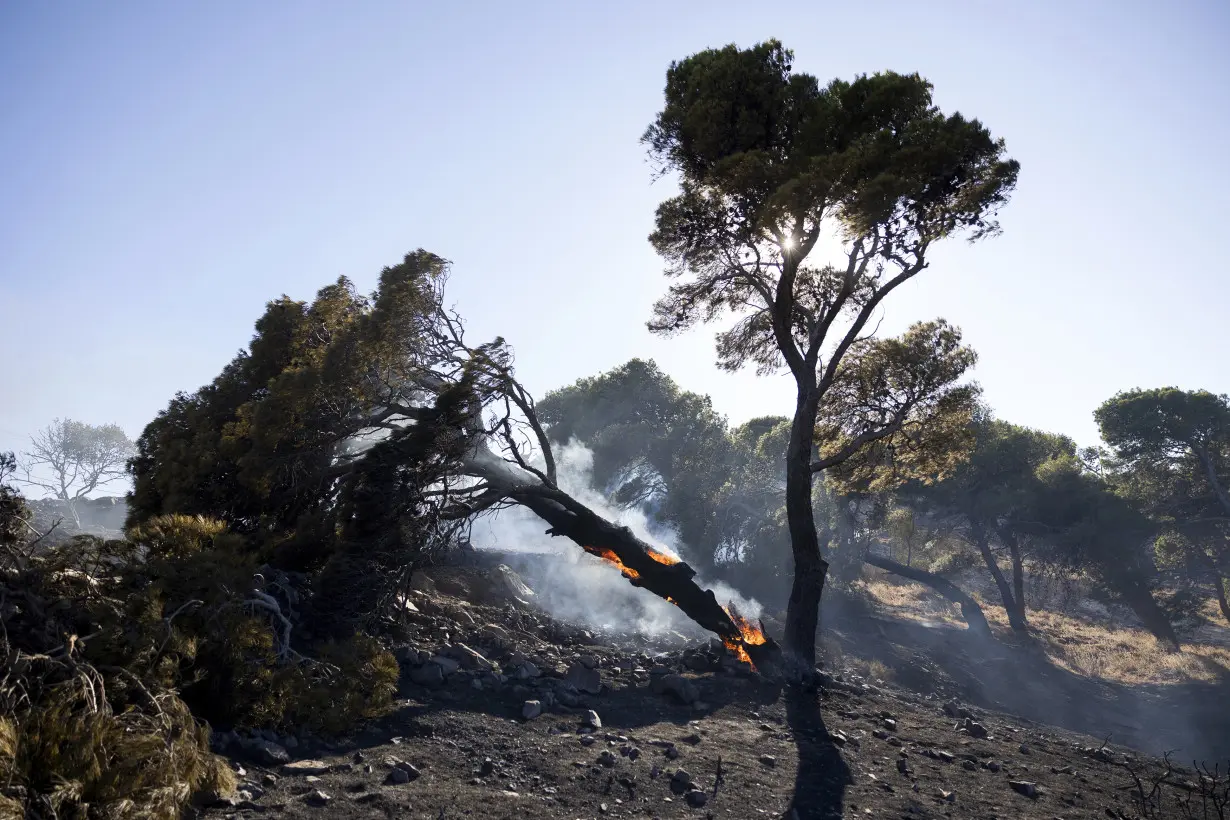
{"left": 536, "top": 359, "right": 736, "bottom": 569}
{"left": 1097, "top": 388, "right": 1230, "bottom": 625}
{"left": 18, "top": 419, "right": 134, "bottom": 526}
{"left": 643, "top": 40, "right": 1018, "bottom": 667}
{"left": 899, "top": 415, "right": 1180, "bottom": 645}
{"left": 901, "top": 418, "right": 1073, "bottom": 631}
{"left": 1096, "top": 388, "right": 1230, "bottom": 517}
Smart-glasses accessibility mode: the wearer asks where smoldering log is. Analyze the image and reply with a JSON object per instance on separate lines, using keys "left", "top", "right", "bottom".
{"left": 510, "top": 486, "right": 783, "bottom": 673}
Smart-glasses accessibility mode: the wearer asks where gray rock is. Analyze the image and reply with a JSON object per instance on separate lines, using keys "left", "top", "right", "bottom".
{"left": 962, "top": 718, "right": 989, "bottom": 739}
{"left": 281, "top": 760, "right": 330, "bottom": 776}
{"left": 1018, "top": 743, "right": 1031, "bottom": 755}
{"left": 1008, "top": 780, "right": 1038, "bottom": 799}
{"left": 759, "top": 754, "right": 776, "bottom": 767}
{"left": 566, "top": 663, "right": 602, "bottom": 694}
{"left": 385, "top": 767, "right": 411, "bottom": 785}
{"left": 244, "top": 738, "right": 290, "bottom": 765}
{"left": 522, "top": 699, "right": 543, "bottom": 720}
{"left": 303, "top": 789, "right": 331, "bottom": 807}
{"left": 652, "top": 673, "right": 699, "bottom": 705}
{"left": 450, "top": 642, "right": 494, "bottom": 672}
{"left": 670, "top": 768, "right": 693, "bottom": 795}
{"left": 582, "top": 710, "right": 602, "bottom": 729}
{"left": 685, "top": 788, "right": 709, "bottom": 808}
{"left": 597, "top": 750, "right": 617, "bottom": 767}
{"left": 579, "top": 654, "right": 598, "bottom": 669}
{"left": 410, "top": 662, "right": 445, "bottom": 688}
{"left": 429, "top": 655, "right": 461, "bottom": 675}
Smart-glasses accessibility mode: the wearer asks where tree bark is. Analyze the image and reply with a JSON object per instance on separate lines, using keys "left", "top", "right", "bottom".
{"left": 1214, "top": 574, "right": 1230, "bottom": 627}
{"left": 864, "top": 553, "right": 991, "bottom": 636}
{"left": 1000, "top": 528, "right": 1028, "bottom": 629}
{"left": 972, "top": 524, "right": 1026, "bottom": 632}
{"left": 784, "top": 390, "right": 827, "bottom": 671}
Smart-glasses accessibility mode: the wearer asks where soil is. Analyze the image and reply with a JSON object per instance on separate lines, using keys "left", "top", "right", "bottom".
{"left": 195, "top": 565, "right": 1230, "bottom": 820}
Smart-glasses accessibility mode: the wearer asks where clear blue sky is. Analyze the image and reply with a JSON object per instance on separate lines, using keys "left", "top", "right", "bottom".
{"left": 2, "top": 0, "right": 1228, "bottom": 480}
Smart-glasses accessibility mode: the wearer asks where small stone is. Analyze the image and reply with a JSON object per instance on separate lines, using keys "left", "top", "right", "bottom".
{"left": 1009, "top": 780, "right": 1038, "bottom": 798}
{"left": 262, "top": 773, "right": 278, "bottom": 786}
{"left": 986, "top": 760, "right": 1002, "bottom": 772}
{"left": 685, "top": 788, "right": 708, "bottom": 807}
{"left": 1019, "top": 743, "right": 1032, "bottom": 755}
{"left": 882, "top": 718, "right": 897, "bottom": 731}
{"left": 479, "top": 757, "right": 495, "bottom": 776}
{"left": 583, "top": 710, "right": 602, "bottom": 729}
{"left": 385, "top": 767, "right": 411, "bottom": 785}
{"left": 522, "top": 700, "right": 543, "bottom": 720}
{"left": 940, "top": 789, "right": 956, "bottom": 802}
{"left": 303, "top": 789, "right": 331, "bottom": 807}
{"left": 962, "top": 760, "right": 978, "bottom": 771}
{"left": 759, "top": 754, "right": 776, "bottom": 767}
{"left": 665, "top": 746, "right": 680, "bottom": 760}
{"left": 896, "top": 758, "right": 911, "bottom": 775}
{"left": 669, "top": 768, "right": 693, "bottom": 795}
{"left": 597, "top": 750, "right": 617, "bottom": 767}
{"left": 580, "top": 736, "right": 596, "bottom": 747}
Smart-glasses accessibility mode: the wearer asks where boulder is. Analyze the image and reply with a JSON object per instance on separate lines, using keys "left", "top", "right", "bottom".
{"left": 652, "top": 673, "right": 700, "bottom": 705}
{"left": 565, "top": 663, "right": 602, "bottom": 694}
{"left": 409, "top": 663, "right": 445, "bottom": 688}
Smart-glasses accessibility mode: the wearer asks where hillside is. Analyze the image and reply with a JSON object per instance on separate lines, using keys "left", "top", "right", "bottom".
{"left": 192, "top": 562, "right": 1230, "bottom": 820}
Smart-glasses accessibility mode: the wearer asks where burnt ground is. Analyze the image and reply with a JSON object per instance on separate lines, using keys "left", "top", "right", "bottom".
{"left": 196, "top": 567, "right": 1230, "bottom": 820}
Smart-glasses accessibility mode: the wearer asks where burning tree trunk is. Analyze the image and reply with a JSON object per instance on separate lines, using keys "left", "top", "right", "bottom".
{"left": 510, "top": 487, "right": 781, "bottom": 672}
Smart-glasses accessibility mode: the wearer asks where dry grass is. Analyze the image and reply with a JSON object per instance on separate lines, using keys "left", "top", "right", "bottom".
{"left": 859, "top": 575, "right": 1230, "bottom": 687}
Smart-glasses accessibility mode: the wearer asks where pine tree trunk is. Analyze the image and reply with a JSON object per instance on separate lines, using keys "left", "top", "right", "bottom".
{"left": 973, "top": 525, "right": 1026, "bottom": 631}
{"left": 783, "top": 390, "right": 827, "bottom": 672}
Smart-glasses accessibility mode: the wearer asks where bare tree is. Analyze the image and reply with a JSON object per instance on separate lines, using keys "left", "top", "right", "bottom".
{"left": 19, "top": 419, "right": 134, "bottom": 526}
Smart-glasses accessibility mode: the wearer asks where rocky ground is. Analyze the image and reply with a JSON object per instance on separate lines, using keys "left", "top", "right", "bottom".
{"left": 195, "top": 566, "right": 1230, "bottom": 820}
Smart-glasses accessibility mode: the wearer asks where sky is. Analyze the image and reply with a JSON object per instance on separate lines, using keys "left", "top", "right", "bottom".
{"left": 2, "top": 0, "right": 1228, "bottom": 494}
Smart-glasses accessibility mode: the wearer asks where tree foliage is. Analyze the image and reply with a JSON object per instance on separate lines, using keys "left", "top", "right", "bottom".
{"left": 1097, "top": 388, "right": 1230, "bottom": 624}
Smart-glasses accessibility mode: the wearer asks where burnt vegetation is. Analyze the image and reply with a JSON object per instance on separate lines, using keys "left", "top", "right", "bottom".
{"left": 4, "top": 38, "right": 1229, "bottom": 820}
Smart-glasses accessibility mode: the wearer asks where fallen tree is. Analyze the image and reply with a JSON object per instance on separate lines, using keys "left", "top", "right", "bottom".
{"left": 863, "top": 552, "right": 991, "bottom": 636}
{"left": 128, "top": 252, "right": 786, "bottom": 674}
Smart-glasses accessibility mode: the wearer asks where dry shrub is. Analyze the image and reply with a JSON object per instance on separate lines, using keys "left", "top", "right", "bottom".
{"left": 1, "top": 503, "right": 396, "bottom": 818}
{"left": 4, "top": 666, "right": 235, "bottom": 820}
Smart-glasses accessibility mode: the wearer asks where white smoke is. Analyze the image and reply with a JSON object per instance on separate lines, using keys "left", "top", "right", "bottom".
{"left": 470, "top": 439, "right": 761, "bottom": 637}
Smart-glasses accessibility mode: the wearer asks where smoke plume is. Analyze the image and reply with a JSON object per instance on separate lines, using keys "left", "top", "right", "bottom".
{"left": 470, "top": 439, "right": 761, "bottom": 638}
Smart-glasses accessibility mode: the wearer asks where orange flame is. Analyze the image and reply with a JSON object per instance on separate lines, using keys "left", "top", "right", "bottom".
{"left": 645, "top": 549, "right": 681, "bottom": 566}
{"left": 585, "top": 545, "right": 641, "bottom": 580}
{"left": 583, "top": 545, "right": 680, "bottom": 579}
{"left": 722, "top": 607, "right": 767, "bottom": 667}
